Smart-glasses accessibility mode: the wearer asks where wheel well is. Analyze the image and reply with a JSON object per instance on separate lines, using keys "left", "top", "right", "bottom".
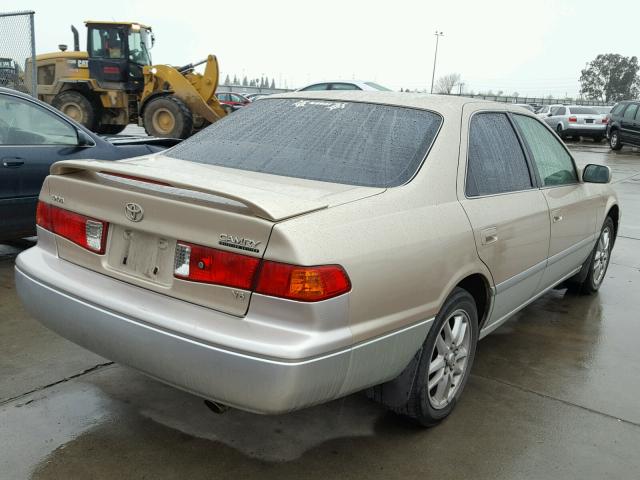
{"left": 607, "top": 205, "right": 620, "bottom": 241}
{"left": 457, "top": 274, "right": 491, "bottom": 328}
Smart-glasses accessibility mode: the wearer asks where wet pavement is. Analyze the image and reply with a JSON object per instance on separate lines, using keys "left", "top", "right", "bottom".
{"left": 1, "top": 142, "right": 639, "bottom": 479}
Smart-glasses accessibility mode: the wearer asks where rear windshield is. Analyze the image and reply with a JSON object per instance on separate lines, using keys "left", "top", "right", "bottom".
{"left": 569, "top": 107, "right": 598, "bottom": 115}
{"left": 167, "top": 98, "right": 442, "bottom": 187}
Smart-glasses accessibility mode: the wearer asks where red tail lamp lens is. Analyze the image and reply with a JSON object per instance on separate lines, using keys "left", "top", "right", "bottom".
{"left": 174, "top": 241, "right": 261, "bottom": 290}
{"left": 36, "top": 201, "right": 108, "bottom": 254}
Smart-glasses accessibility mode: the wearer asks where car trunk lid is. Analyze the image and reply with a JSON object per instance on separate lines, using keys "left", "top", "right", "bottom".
{"left": 43, "top": 156, "right": 383, "bottom": 316}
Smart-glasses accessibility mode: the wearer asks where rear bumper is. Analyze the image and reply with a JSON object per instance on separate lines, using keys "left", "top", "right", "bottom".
{"left": 15, "top": 245, "right": 431, "bottom": 414}
{"left": 565, "top": 125, "right": 606, "bottom": 137}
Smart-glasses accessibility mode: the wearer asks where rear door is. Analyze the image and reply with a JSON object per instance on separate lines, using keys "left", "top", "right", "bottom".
{"left": 0, "top": 92, "right": 89, "bottom": 239}
{"left": 512, "top": 114, "right": 600, "bottom": 288}
{"left": 458, "top": 107, "right": 550, "bottom": 329}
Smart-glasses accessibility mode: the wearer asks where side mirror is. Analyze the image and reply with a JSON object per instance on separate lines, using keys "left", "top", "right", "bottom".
{"left": 547, "top": 112, "right": 552, "bottom": 117}
{"left": 582, "top": 164, "right": 611, "bottom": 184}
{"left": 76, "top": 129, "right": 95, "bottom": 147}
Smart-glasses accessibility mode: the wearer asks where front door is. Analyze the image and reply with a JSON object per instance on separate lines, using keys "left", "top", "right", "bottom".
{"left": 458, "top": 108, "right": 550, "bottom": 330}
{"left": 511, "top": 113, "right": 599, "bottom": 287}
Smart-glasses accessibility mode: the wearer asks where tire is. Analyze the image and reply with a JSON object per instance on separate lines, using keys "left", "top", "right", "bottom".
{"left": 96, "top": 124, "right": 127, "bottom": 135}
{"left": 396, "top": 287, "right": 479, "bottom": 427}
{"left": 577, "top": 217, "right": 614, "bottom": 295}
{"left": 52, "top": 90, "right": 98, "bottom": 131}
{"left": 609, "top": 129, "right": 623, "bottom": 150}
{"left": 556, "top": 124, "right": 565, "bottom": 140}
{"left": 143, "top": 95, "right": 193, "bottom": 139}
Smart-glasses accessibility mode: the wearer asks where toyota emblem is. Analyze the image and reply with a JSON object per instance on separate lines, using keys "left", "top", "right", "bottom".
{"left": 125, "top": 202, "right": 144, "bottom": 222}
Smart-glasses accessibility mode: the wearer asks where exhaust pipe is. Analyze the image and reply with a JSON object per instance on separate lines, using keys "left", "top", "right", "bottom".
{"left": 204, "top": 399, "right": 230, "bottom": 414}
{"left": 71, "top": 25, "right": 80, "bottom": 51}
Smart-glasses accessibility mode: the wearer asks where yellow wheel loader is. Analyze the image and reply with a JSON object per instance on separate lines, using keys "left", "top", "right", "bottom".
{"left": 29, "top": 21, "right": 227, "bottom": 138}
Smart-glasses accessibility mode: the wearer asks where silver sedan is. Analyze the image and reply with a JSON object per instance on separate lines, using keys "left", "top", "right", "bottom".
{"left": 543, "top": 105, "right": 607, "bottom": 141}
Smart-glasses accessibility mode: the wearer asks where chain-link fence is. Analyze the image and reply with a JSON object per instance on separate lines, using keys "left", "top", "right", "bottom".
{"left": 0, "top": 10, "right": 36, "bottom": 97}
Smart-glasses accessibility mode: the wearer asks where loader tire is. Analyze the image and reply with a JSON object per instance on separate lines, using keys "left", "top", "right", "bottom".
{"left": 96, "top": 124, "right": 127, "bottom": 135}
{"left": 52, "top": 90, "right": 98, "bottom": 131}
{"left": 143, "top": 96, "right": 193, "bottom": 139}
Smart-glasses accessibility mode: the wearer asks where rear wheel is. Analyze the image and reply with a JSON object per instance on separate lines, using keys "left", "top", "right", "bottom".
{"left": 96, "top": 124, "right": 127, "bottom": 135}
{"left": 556, "top": 124, "right": 565, "bottom": 140}
{"left": 396, "top": 288, "right": 479, "bottom": 427}
{"left": 143, "top": 96, "right": 193, "bottom": 139}
{"left": 609, "top": 129, "right": 623, "bottom": 150}
{"left": 52, "top": 90, "right": 98, "bottom": 131}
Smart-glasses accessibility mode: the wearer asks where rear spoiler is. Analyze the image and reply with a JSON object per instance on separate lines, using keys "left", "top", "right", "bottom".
{"left": 50, "top": 158, "right": 328, "bottom": 222}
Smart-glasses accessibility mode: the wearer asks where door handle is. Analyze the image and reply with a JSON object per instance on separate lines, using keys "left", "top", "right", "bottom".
{"left": 481, "top": 226, "right": 498, "bottom": 245}
{"left": 552, "top": 210, "right": 563, "bottom": 223}
{"left": 2, "top": 157, "right": 24, "bottom": 168}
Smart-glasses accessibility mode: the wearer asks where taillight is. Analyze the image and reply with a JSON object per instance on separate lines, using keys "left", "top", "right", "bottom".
{"left": 255, "top": 261, "right": 351, "bottom": 302}
{"left": 173, "top": 241, "right": 351, "bottom": 301}
{"left": 36, "top": 201, "right": 108, "bottom": 254}
{"left": 568, "top": 116, "right": 577, "bottom": 123}
{"left": 174, "top": 241, "right": 261, "bottom": 290}
{"left": 602, "top": 117, "right": 609, "bottom": 124}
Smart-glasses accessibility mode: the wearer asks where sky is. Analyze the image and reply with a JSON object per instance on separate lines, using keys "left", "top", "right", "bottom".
{"left": 3, "top": 0, "right": 639, "bottom": 97}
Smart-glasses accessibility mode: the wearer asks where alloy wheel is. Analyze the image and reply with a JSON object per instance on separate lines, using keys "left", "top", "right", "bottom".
{"left": 592, "top": 226, "right": 612, "bottom": 287}
{"left": 427, "top": 309, "right": 471, "bottom": 410}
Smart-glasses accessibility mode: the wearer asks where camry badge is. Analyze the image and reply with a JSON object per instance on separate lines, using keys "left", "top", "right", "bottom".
{"left": 124, "top": 202, "right": 144, "bottom": 222}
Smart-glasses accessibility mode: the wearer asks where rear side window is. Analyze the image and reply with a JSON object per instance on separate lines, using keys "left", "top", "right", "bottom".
{"left": 512, "top": 114, "right": 577, "bottom": 187}
{"left": 623, "top": 103, "right": 638, "bottom": 120}
{"left": 553, "top": 107, "right": 566, "bottom": 116}
{"left": 299, "top": 83, "right": 330, "bottom": 91}
{"left": 465, "top": 113, "right": 533, "bottom": 197}
{"left": 611, "top": 103, "right": 625, "bottom": 115}
{"left": 168, "top": 99, "right": 442, "bottom": 188}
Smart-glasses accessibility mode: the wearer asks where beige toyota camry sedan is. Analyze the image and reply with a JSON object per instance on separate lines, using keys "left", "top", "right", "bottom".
{"left": 15, "top": 92, "right": 619, "bottom": 426}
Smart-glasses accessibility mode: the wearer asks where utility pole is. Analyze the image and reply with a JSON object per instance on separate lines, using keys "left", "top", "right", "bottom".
{"left": 430, "top": 30, "right": 444, "bottom": 94}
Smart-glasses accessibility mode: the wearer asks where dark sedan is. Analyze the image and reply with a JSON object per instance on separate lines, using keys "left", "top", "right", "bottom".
{"left": 0, "top": 88, "right": 180, "bottom": 242}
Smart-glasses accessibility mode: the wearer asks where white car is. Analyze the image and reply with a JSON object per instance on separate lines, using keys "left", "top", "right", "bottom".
{"left": 296, "top": 80, "right": 392, "bottom": 92}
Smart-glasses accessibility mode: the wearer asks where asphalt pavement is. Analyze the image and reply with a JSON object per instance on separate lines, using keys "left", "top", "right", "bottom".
{"left": 1, "top": 142, "right": 639, "bottom": 479}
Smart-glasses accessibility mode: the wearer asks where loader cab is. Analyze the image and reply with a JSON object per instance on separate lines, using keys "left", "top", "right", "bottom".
{"left": 86, "top": 22, "right": 153, "bottom": 92}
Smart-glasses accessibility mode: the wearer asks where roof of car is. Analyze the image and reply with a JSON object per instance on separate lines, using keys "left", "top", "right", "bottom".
{"left": 268, "top": 91, "right": 527, "bottom": 116}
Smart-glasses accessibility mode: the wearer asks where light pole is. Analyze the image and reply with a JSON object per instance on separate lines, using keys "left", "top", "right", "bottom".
{"left": 430, "top": 30, "right": 444, "bottom": 94}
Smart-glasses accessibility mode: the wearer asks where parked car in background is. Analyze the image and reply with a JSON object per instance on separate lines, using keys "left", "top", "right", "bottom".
{"left": 536, "top": 104, "right": 563, "bottom": 118}
{"left": 16, "top": 92, "right": 618, "bottom": 427}
{"left": 296, "top": 80, "right": 392, "bottom": 91}
{"left": 607, "top": 100, "right": 640, "bottom": 150}
{"left": 0, "top": 88, "right": 180, "bottom": 242}
{"left": 543, "top": 105, "right": 607, "bottom": 141}
{"left": 215, "top": 92, "right": 251, "bottom": 113}
{"left": 244, "top": 93, "right": 270, "bottom": 101}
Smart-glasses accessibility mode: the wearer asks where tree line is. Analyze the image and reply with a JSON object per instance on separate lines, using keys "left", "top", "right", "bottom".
{"left": 223, "top": 74, "right": 277, "bottom": 89}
